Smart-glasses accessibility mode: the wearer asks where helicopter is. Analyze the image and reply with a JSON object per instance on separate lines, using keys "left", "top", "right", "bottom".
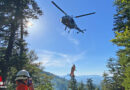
{"left": 51, "top": 1, "right": 96, "bottom": 33}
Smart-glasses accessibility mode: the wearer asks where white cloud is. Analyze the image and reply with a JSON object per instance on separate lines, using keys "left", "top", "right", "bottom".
{"left": 68, "top": 37, "right": 79, "bottom": 45}
{"left": 61, "top": 32, "right": 79, "bottom": 46}
{"left": 38, "top": 50, "right": 85, "bottom": 67}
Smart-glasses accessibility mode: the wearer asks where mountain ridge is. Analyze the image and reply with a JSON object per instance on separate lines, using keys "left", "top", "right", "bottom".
{"left": 60, "top": 74, "right": 103, "bottom": 85}
{"left": 43, "top": 71, "right": 103, "bottom": 90}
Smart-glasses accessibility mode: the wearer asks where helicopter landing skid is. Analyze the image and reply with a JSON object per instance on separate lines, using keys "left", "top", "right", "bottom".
{"left": 68, "top": 30, "right": 70, "bottom": 33}
{"left": 65, "top": 26, "right": 67, "bottom": 30}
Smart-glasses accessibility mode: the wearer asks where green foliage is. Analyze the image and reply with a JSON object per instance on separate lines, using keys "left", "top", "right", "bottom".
{"left": 78, "top": 81, "right": 85, "bottom": 90}
{"left": 101, "top": 72, "right": 112, "bottom": 90}
{"left": 111, "top": 28, "right": 130, "bottom": 48}
{"left": 95, "top": 87, "right": 100, "bottom": 90}
{"left": 0, "top": 0, "right": 53, "bottom": 90}
{"left": 121, "top": 0, "right": 128, "bottom": 3}
{"left": 122, "top": 65, "right": 130, "bottom": 90}
{"left": 107, "top": 58, "right": 123, "bottom": 89}
{"left": 86, "top": 78, "right": 95, "bottom": 90}
{"left": 113, "top": 0, "right": 130, "bottom": 32}
{"left": 101, "top": 71, "right": 122, "bottom": 90}
{"left": 69, "top": 76, "right": 78, "bottom": 90}
{"left": 111, "top": 19, "right": 130, "bottom": 90}
{"left": 35, "top": 74, "right": 54, "bottom": 90}
{"left": 100, "top": 0, "right": 129, "bottom": 87}
{"left": 0, "top": 0, "right": 43, "bottom": 81}
{"left": 105, "top": 0, "right": 130, "bottom": 89}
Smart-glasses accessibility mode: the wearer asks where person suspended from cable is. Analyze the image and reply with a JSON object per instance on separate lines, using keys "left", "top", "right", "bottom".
{"left": 70, "top": 64, "right": 76, "bottom": 77}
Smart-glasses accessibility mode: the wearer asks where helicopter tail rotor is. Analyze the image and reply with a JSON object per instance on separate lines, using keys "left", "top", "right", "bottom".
{"left": 75, "top": 12, "right": 96, "bottom": 18}
{"left": 65, "top": 26, "right": 67, "bottom": 31}
{"left": 51, "top": 1, "right": 68, "bottom": 15}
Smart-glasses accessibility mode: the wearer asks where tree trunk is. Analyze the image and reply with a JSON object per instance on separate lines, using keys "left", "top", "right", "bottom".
{"left": 2, "top": 23, "right": 17, "bottom": 82}
{"left": 20, "top": 19, "right": 23, "bottom": 56}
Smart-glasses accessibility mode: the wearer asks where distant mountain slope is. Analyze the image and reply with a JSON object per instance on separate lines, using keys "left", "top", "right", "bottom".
{"left": 43, "top": 71, "right": 103, "bottom": 90}
{"left": 42, "top": 71, "right": 69, "bottom": 90}
{"left": 61, "top": 75, "right": 103, "bottom": 85}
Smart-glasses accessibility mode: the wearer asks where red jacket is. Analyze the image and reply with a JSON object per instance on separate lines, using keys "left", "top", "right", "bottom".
{"left": 70, "top": 64, "right": 76, "bottom": 77}
{"left": 16, "top": 81, "right": 34, "bottom": 90}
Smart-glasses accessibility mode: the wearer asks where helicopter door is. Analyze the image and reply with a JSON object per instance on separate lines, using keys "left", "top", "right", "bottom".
{"left": 69, "top": 18, "right": 75, "bottom": 28}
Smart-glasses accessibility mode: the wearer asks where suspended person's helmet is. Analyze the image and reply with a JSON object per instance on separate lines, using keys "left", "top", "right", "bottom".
{"left": 15, "top": 70, "right": 30, "bottom": 81}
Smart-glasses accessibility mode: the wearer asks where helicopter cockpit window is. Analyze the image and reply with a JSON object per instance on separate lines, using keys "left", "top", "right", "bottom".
{"left": 70, "top": 18, "right": 74, "bottom": 24}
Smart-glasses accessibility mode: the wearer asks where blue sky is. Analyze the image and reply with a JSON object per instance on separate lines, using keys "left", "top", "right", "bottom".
{"left": 26, "top": 0, "right": 118, "bottom": 76}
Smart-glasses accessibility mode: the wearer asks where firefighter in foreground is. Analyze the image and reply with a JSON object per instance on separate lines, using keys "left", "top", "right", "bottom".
{"left": 15, "top": 70, "right": 34, "bottom": 90}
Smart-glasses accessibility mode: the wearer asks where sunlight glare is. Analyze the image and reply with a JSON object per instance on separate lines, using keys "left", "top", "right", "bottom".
{"left": 26, "top": 21, "right": 33, "bottom": 27}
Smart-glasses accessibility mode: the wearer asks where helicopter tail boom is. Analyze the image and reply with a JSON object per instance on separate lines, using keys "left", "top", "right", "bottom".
{"left": 75, "top": 27, "right": 86, "bottom": 34}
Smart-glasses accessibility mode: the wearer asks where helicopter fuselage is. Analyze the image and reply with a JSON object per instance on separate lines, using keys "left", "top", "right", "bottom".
{"left": 61, "top": 15, "right": 77, "bottom": 29}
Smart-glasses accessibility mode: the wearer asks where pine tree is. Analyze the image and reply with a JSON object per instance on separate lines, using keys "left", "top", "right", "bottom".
{"left": 78, "top": 81, "right": 85, "bottom": 90}
{"left": 35, "top": 74, "right": 54, "bottom": 90}
{"left": 101, "top": 72, "right": 115, "bottom": 90}
{"left": 86, "top": 78, "right": 95, "bottom": 90}
{"left": 107, "top": 58, "right": 123, "bottom": 90}
{"left": 95, "top": 87, "right": 100, "bottom": 90}
{"left": 69, "top": 76, "right": 78, "bottom": 90}
{"left": 0, "top": 0, "right": 55, "bottom": 90}
{"left": 111, "top": 0, "right": 130, "bottom": 89}
{"left": 0, "top": 1, "right": 45, "bottom": 90}
{"left": 0, "top": 0, "right": 42, "bottom": 82}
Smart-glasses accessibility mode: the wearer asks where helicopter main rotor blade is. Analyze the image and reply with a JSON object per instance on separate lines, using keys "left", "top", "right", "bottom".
{"left": 75, "top": 12, "right": 96, "bottom": 18}
{"left": 51, "top": 1, "right": 67, "bottom": 15}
